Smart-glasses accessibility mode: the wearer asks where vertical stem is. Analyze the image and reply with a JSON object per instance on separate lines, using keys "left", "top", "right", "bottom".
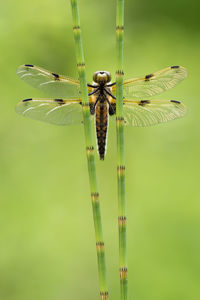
{"left": 70, "top": 1, "right": 108, "bottom": 300}
{"left": 116, "top": 1, "right": 128, "bottom": 300}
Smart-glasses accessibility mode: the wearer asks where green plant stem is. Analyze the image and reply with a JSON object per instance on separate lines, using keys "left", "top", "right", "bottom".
{"left": 70, "top": 1, "right": 108, "bottom": 299}
{"left": 116, "top": 1, "right": 128, "bottom": 300}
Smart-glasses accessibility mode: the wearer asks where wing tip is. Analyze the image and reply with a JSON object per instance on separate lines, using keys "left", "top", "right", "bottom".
{"left": 15, "top": 99, "right": 33, "bottom": 115}
{"left": 170, "top": 99, "right": 187, "bottom": 116}
{"left": 171, "top": 65, "right": 188, "bottom": 77}
{"left": 16, "top": 64, "right": 34, "bottom": 76}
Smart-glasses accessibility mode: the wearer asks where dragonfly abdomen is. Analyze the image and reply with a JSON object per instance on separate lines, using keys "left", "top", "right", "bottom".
{"left": 95, "top": 100, "right": 109, "bottom": 160}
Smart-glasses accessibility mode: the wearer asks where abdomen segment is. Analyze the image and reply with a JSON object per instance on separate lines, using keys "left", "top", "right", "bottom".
{"left": 95, "top": 102, "right": 109, "bottom": 160}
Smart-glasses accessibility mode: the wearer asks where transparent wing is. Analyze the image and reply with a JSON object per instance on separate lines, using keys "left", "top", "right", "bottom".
{"left": 15, "top": 98, "right": 83, "bottom": 125}
{"left": 123, "top": 99, "right": 187, "bottom": 127}
{"left": 17, "top": 64, "right": 81, "bottom": 98}
{"left": 112, "top": 66, "right": 187, "bottom": 98}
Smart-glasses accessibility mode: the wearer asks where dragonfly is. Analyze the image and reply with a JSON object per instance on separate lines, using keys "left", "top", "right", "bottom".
{"left": 16, "top": 64, "right": 187, "bottom": 160}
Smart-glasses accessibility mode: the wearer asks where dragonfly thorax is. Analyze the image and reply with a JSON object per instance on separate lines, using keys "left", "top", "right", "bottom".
{"left": 93, "top": 71, "right": 111, "bottom": 85}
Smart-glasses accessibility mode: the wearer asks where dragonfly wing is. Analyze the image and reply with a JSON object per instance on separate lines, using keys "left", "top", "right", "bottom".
{"left": 123, "top": 99, "right": 187, "bottom": 127}
{"left": 17, "top": 65, "right": 81, "bottom": 98}
{"left": 112, "top": 66, "right": 187, "bottom": 98}
{"left": 15, "top": 98, "right": 84, "bottom": 125}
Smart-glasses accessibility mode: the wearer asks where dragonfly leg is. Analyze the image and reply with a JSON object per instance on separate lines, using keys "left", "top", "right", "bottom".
{"left": 87, "top": 83, "right": 98, "bottom": 88}
{"left": 106, "top": 82, "right": 116, "bottom": 87}
{"left": 104, "top": 88, "right": 116, "bottom": 100}
{"left": 88, "top": 88, "right": 99, "bottom": 96}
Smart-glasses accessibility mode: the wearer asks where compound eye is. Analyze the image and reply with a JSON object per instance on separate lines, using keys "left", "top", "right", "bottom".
{"left": 93, "top": 72, "right": 98, "bottom": 82}
{"left": 105, "top": 72, "right": 111, "bottom": 82}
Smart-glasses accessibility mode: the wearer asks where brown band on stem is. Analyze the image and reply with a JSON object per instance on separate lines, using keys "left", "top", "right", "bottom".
{"left": 116, "top": 117, "right": 125, "bottom": 126}
{"left": 117, "top": 165, "right": 125, "bottom": 171}
{"left": 116, "top": 116, "right": 124, "bottom": 121}
{"left": 82, "top": 102, "right": 90, "bottom": 108}
{"left": 77, "top": 62, "right": 85, "bottom": 68}
{"left": 86, "top": 146, "right": 94, "bottom": 156}
{"left": 96, "top": 241, "right": 104, "bottom": 251}
{"left": 117, "top": 165, "right": 125, "bottom": 176}
{"left": 119, "top": 267, "right": 128, "bottom": 279}
{"left": 91, "top": 192, "right": 99, "bottom": 202}
{"left": 118, "top": 216, "right": 127, "bottom": 226}
{"left": 116, "top": 70, "right": 124, "bottom": 76}
{"left": 73, "top": 25, "right": 80, "bottom": 30}
{"left": 100, "top": 291, "right": 109, "bottom": 300}
{"left": 116, "top": 25, "right": 124, "bottom": 31}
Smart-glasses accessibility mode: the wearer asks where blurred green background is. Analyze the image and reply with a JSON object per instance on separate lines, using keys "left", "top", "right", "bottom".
{"left": 1, "top": 0, "right": 199, "bottom": 299}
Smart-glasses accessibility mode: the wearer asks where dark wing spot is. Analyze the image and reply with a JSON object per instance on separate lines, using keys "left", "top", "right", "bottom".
{"left": 145, "top": 73, "right": 153, "bottom": 81}
{"left": 139, "top": 100, "right": 150, "bottom": 106}
{"left": 24, "top": 64, "right": 34, "bottom": 67}
{"left": 54, "top": 99, "right": 65, "bottom": 104}
{"left": 52, "top": 72, "right": 60, "bottom": 80}
{"left": 22, "top": 98, "right": 32, "bottom": 102}
{"left": 171, "top": 65, "right": 180, "bottom": 69}
{"left": 109, "top": 103, "right": 116, "bottom": 115}
{"left": 170, "top": 100, "right": 181, "bottom": 104}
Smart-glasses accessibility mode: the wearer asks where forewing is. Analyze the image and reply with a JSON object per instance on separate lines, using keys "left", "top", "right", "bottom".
{"left": 17, "top": 65, "right": 81, "bottom": 98}
{"left": 112, "top": 66, "right": 187, "bottom": 98}
{"left": 123, "top": 99, "right": 187, "bottom": 127}
{"left": 15, "top": 98, "right": 83, "bottom": 125}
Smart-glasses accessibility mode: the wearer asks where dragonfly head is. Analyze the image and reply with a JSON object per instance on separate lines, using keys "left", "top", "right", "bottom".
{"left": 93, "top": 71, "right": 111, "bottom": 85}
